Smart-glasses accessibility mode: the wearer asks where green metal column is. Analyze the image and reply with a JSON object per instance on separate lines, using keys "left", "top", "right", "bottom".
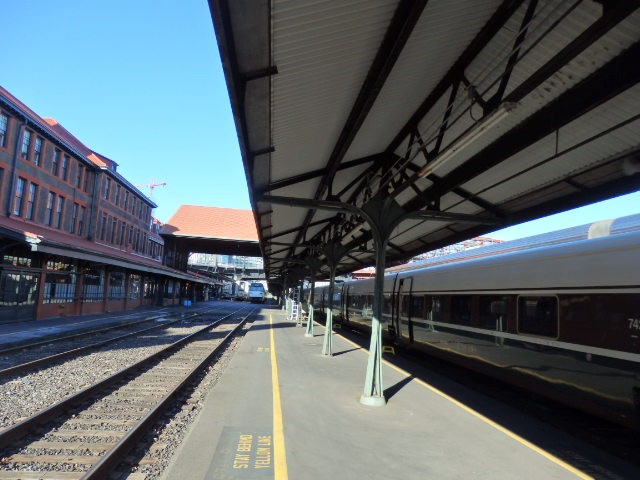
{"left": 303, "top": 256, "right": 322, "bottom": 338}
{"left": 320, "top": 241, "right": 346, "bottom": 357}
{"left": 359, "top": 193, "right": 407, "bottom": 407}
{"left": 305, "top": 276, "right": 315, "bottom": 337}
{"left": 360, "top": 230, "right": 387, "bottom": 406}
{"left": 321, "top": 265, "right": 336, "bottom": 356}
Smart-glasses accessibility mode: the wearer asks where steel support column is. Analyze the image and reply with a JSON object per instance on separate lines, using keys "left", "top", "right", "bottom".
{"left": 321, "top": 242, "right": 347, "bottom": 356}
{"left": 304, "top": 256, "right": 323, "bottom": 338}
{"left": 258, "top": 193, "right": 489, "bottom": 405}
{"left": 359, "top": 193, "right": 407, "bottom": 406}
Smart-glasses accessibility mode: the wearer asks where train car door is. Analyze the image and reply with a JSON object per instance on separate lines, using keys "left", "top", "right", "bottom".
{"left": 392, "top": 277, "right": 413, "bottom": 341}
{"left": 343, "top": 284, "right": 350, "bottom": 323}
{"left": 339, "top": 283, "right": 348, "bottom": 322}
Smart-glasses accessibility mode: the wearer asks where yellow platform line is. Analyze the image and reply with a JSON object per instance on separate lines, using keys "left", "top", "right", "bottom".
{"left": 270, "top": 314, "right": 288, "bottom": 480}
{"left": 332, "top": 325, "right": 592, "bottom": 480}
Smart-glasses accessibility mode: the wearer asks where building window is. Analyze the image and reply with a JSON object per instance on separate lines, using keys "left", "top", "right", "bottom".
{"left": 82, "top": 266, "right": 104, "bottom": 302}
{"left": 104, "top": 178, "right": 111, "bottom": 200}
{"left": 77, "top": 206, "right": 86, "bottom": 236}
{"left": 21, "top": 130, "right": 31, "bottom": 159}
{"left": 110, "top": 218, "right": 117, "bottom": 244}
{"left": 13, "top": 177, "right": 26, "bottom": 216}
{"left": 84, "top": 170, "right": 92, "bottom": 193}
{"left": 52, "top": 149, "right": 60, "bottom": 176}
{"left": 124, "top": 191, "right": 129, "bottom": 210}
{"left": 109, "top": 271, "right": 126, "bottom": 299}
{"left": 43, "top": 259, "right": 76, "bottom": 304}
{"left": 54, "top": 196, "right": 64, "bottom": 229}
{"left": 33, "top": 137, "right": 43, "bottom": 166}
{"left": 129, "top": 274, "right": 141, "bottom": 299}
{"left": 26, "top": 183, "right": 38, "bottom": 220}
{"left": 76, "top": 164, "right": 83, "bottom": 188}
{"left": 115, "top": 185, "right": 121, "bottom": 207}
{"left": 61, "top": 155, "right": 69, "bottom": 181}
{"left": 70, "top": 203, "right": 79, "bottom": 234}
{"left": 134, "top": 229, "right": 140, "bottom": 252}
{"left": 99, "top": 213, "right": 107, "bottom": 240}
{"left": 45, "top": 192, "right": 55, "bottom": 226}
{"left": 0, "top": 271, "right": 39, "bottom": 306}
{"left": 0, "top": 113, "right": 7, "bottom": 147}
{"left": 119, "top": 222, "right": 126, "bottom": 245}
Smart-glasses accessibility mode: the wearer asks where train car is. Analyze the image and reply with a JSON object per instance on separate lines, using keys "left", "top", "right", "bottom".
{"left": 248, "top": 282, "right": 266, "bottom": 303}
{"left": 235, "top": 281, "right": 248, "bottom": 301}
{"left": 221, "top": 282, "right": 237, "bottom": 300}
{"left": 311, "top": 231, "right": 640, "bottom": 429}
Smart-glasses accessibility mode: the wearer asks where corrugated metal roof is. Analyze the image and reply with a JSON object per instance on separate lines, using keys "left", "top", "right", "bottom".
{"left": 211, "top": 1, "right": 640, "bottom": 280}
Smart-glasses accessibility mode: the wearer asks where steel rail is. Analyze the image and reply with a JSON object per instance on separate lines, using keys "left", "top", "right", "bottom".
{"left": 0, "top": 305, "right": 252, "bottom": 449}
{"left": 0, "top": 315, "right": 187, "bottom": 378}
{"left": 83, "top": 308, "right": 256, "bottom": 478}
{"left": 0, "top": 311, "right": 171, "bottom": 356}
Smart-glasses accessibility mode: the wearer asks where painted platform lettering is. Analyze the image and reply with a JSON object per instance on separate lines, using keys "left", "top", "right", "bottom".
{"left": 208, "top": 428, "right": 274, "bottom": 479}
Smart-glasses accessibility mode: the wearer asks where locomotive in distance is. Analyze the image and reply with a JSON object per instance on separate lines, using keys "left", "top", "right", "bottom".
{"left": 309, "top": 230, "right": 640, "bottom": 430}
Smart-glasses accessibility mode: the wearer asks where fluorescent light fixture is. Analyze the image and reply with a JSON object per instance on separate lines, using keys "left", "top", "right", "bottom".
{"left": 418, "top": 101, "right": 518, "bottom": 178}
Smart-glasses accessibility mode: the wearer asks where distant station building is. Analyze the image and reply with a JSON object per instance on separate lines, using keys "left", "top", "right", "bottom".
{"left": 161, "top": 205, "right": 263, "bottom": 295}
{"left": 0, "top": 86, "right": 212, "bottom": 323}
{"left": 188, "top": 253, "right": 264, "bottom": 280}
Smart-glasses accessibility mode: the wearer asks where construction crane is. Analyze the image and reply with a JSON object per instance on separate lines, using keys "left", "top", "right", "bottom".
{"left": 136, "top": 178, "right": 166, "bottom": 198}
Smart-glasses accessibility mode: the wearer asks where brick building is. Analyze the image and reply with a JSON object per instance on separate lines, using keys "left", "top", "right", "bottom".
{"left": 0, "top": 85, "right": 212, "bottom": 323}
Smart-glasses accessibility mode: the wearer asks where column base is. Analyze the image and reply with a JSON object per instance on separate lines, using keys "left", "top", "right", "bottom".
{"left": 360, "top": 394, "right": 386, "bottom": 407}
{"left": 304, "top": 332, "right": 313, "bottom": 337}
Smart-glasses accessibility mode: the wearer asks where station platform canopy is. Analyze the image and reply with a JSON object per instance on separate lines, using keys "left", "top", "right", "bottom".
{"left": 161, "top": 205, "right": 261, "bottom": 257}
{"left": 210, "top": 0, "right": 640, "bottom": 280}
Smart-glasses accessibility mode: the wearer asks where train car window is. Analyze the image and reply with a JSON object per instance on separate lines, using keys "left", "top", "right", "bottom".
{"left": 383, "top": 293, "right": 392, "bottom": 318}
{"left": 478, "top": 296, "right": 510, "bottom": 330}
{"left": 518, "top": 296, "right": 558, "bottom": 337}
{"left": 332, "top": 291, "right": 341, "bottom": 309}
{"left": 427, "top": 296, "right": 445, "bottom": 322}
{"left": 450, "top": 295, "right": 472, "bottom": 325}
{"left": 400, "top": 295, "right": 411, "bottom": 317}
{"left": 411, "top": 295, "right": 425, "bottom": 319}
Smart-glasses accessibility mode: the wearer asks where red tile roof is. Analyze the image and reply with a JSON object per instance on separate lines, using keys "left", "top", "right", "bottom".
{"left": 0, "top": 85, "right": 47, "bottom": 126}
{"left": 43, "top": 118, "right": 92, "bottom": 156}
{"left": 0, "top": 87, "right": 90, "bottom": 159}
{"left": 0, "top": 86, "right": 114, "bottom": 170}
{"left": 44, "top": 119, "right": 116, "bottom": 169}
{"left": 163, "top": 205, "right": 258, "bottom": 241}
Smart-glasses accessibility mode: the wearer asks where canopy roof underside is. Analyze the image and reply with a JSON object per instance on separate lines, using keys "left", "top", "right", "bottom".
{"left": 210, "top": 0, "right": 640, "bottom": 280}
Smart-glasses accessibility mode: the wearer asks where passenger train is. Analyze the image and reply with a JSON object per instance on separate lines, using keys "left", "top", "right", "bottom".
{"left": 310, "top": 231, "right": 640, "bottom": 429}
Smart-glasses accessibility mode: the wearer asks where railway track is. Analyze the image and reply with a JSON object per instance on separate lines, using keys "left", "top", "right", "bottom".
{"left": 0, "top": 305, "right": 221, "bottom": 376}
{"left": 0, "top": 306, "right": 255, "bottom": 479}
{"left": 0, "top": 309, "right": 173, "bottom": 358}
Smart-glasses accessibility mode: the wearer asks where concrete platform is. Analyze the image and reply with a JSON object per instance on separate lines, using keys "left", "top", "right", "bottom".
{"left": 164, "top": 307, "right": 640, "bottom": 480}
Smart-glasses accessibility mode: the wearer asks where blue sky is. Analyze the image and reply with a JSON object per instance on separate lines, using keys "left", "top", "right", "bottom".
{"left": 2, "top": 1, "right": 638, "bottom": 241}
